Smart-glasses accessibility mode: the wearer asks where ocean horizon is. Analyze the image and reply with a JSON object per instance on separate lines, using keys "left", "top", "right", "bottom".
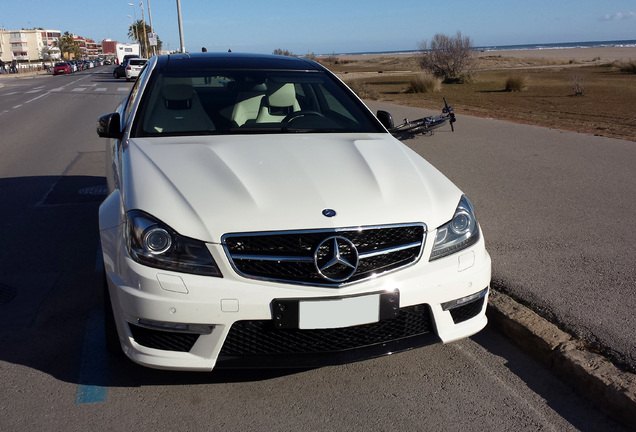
{"left": 328, "top": 39, "right": 636, "bottom": 57}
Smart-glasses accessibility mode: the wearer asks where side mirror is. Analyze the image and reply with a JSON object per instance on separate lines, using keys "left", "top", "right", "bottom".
{"left": 97, "top": 112, "right": 122, "bottom": 139}
{"left": 376, "top": 110, "right": 394, "bottom": 130}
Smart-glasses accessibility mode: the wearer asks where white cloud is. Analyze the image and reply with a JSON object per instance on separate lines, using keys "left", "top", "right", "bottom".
{"left": 601, "top": 11, "right": 636, "bottom": 21}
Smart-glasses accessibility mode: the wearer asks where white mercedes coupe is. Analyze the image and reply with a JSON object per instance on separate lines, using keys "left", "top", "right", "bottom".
{"left": 97, "top": 52, "right": 491, "bottom": 371}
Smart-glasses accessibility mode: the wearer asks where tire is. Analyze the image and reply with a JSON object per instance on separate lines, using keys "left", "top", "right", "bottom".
{"left": 113, "top": 71, "right": 119, "bottom": 79}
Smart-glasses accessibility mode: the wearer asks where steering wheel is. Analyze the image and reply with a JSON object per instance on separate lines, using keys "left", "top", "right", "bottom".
{"left": 283, "top": 111, "right": 326, "bottom": 123}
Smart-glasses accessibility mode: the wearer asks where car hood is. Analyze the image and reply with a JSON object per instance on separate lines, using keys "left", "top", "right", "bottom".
{"left": 122, "top": 133, "right": 462, "bottom": 243}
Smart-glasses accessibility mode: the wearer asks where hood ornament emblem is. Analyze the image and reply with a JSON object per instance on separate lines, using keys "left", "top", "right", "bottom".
{"left": 322, "top": 209, "right": 337, "bottom": 218}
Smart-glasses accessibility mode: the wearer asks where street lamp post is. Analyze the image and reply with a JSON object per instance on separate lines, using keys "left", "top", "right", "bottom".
{"left": 128, "top": 3, "right": 137, "bottom": 44}
{"left": 127, "top": 15, "right": 136, "bottom": 43}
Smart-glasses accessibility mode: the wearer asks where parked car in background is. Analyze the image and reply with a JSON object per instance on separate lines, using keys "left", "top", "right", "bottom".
{"left": 53, "top": 62, "right": 71, "bottom": 75}
{"left": 125, "top": 58, "right": 148, "bottom": 81}
{"left": 113, "top": 60, "right": 128, "bottom": 79}
{"left": 96, "top": 52, "right": 491, "bottom": 371}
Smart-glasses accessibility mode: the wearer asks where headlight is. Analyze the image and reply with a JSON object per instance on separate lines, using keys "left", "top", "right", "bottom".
{"left": 126, "top": 210, "right": 222, "bottom": 277}
{"left": 430, "top": 195, "right": 480, "bottom": 261}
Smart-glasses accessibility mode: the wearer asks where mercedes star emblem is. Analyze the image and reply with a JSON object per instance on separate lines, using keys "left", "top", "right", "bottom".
{"left": 314, "top": 236, "right": 359, "bottom": 282}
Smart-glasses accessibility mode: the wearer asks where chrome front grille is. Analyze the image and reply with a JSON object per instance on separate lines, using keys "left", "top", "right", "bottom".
{"left": 222, "top": 224, "right": 426, "bottom": 286}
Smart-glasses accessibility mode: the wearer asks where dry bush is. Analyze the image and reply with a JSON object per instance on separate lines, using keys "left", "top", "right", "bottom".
{"left": 505, "top": 74, "right": 528, "bottom": 92}
{"left": 616, "top": 60, "right": 636, "bottom": 73}
{"left": 273, "top": 49, "right": 295, "bottom": 57}
{"left": 407, "top": 73, "right": 441, "bottom": 93}
{"left": 347, "top": 81, "right": 379, "bottom": 100}
{"left": 571, "top": 74, "right": 585, "bottom": 96}
{"left": 418, "top": 32, "right": 476, "bottom": 84}
{"left": 323, "top": 53, "right": 339, "bottom": 64}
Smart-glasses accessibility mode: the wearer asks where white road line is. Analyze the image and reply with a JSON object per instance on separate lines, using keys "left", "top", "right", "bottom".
{"left": 95, "top": 88, "right": 107, "bottom": 92}
{"left": 72, "top": 87, "right": 87, "bottom": 92}
{"left": 25, "top": 93, "right": 49, "bottom": 104}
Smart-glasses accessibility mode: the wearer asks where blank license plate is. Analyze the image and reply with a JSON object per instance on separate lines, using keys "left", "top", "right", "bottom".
{"left": 298, "top": 294, "right": 380, "bottom": 329}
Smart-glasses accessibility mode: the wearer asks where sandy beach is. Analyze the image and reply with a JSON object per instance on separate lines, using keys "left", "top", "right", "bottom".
{"left": 338, "top": 46, "right": 636, "bottom": 64}
{"left": 475, "top": 46, "right": 636, "bottom": 62}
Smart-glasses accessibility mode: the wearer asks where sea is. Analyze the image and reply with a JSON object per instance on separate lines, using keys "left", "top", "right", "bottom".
{"left": 332, "top": 39, "right": 636, "bottom": 57}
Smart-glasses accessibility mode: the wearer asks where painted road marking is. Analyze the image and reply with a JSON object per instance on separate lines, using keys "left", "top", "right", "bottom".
{"left": 75, "top": 306, "right": 109, "bottom": 404}
{"left": 76, "top": 247, "right": 109, "bottom": 404}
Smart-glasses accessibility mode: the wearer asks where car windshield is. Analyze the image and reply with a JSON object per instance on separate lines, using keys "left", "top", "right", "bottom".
{"left": 130, "top": 59, "right": 147, "bottom": 66}
{"left": 132, "top": 69, "right": 383, "bottom": 137}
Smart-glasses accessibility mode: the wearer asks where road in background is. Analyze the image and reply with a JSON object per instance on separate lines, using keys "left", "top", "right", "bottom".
{"left": 367, "top": 100, "right": 636, "bottom": 373}
{"left": 0, "top": 70, "right": 629, "bottom": 430}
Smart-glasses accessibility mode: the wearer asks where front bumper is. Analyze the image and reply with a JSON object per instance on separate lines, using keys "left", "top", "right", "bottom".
{"left": 102, "top": 229, "right": 491, "bottom": 371}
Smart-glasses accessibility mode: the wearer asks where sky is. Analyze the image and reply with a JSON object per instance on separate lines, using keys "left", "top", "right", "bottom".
{"left": 1, "top": 0, "right": 635, "bottom": 54}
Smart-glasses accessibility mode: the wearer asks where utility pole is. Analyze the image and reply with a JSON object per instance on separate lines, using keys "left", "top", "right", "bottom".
{"left": 146, "top": 0, "right": 154, "bottom": 56}
{"left": 140, "top": 1, "right": 148, "bottom": 58}
{"left": 176, "top": 0, "right": 185, "bottom": 53}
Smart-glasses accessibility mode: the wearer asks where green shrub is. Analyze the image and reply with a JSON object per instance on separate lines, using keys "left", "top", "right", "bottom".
{"left": 407, "top": 73, "right": 441, "bottom": 93}
{"left": 505, "top": 74, "right": 527, "bottom": 92}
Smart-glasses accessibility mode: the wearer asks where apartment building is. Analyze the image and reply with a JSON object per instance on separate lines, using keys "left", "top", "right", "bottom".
{"left": 0, "top": 29, "right": 62, "bottom": 63}
{"left": 73, "top": 34, "right": 103, "bottom": 59}
{"left": 0, "top": 29, "right": 104, "bottom": 63}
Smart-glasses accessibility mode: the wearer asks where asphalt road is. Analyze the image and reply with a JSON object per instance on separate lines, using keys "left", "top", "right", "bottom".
{"left": 0, "top": 68, "right": 630, "bottom": 431}
{"left": 367, "top": 100, "right": 636, "bottom": 373}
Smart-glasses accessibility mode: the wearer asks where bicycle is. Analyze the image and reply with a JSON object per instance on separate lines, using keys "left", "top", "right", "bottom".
{"left": 389, "top": 98, "right": 456, "bottom": 138}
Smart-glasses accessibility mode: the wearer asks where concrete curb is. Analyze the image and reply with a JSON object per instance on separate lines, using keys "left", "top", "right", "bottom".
{"left": 487, "top": 289, "right": 636, "bottom": 429}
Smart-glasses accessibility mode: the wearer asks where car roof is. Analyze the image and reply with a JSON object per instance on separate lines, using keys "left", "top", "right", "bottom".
{"left": 156, "top": 52, "right": 325, "bottom": 72}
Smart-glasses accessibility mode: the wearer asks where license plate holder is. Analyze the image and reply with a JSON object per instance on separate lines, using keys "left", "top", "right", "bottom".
{"left": 272, "top": 290, "right": 400, "bottom": 330}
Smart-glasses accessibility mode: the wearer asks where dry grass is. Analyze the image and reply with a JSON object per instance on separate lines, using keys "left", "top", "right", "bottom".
{"left": 616, "top": 60, "right": 636, "bottom": 74}
{"left": 346, "top": 80, "right": 379, "bottom": 100}
{"left": 324, "top": 55, "right": 636, "bottom": 142}
{"left": 408, "top": 73, "right": 442, "bottom": 93}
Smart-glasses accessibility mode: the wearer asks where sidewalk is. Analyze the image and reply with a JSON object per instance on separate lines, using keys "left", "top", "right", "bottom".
{"left": 0, "top": 69, "right": 50, "bottom": 79}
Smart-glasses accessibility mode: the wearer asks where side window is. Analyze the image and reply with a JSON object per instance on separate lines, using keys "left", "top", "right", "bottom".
{"left": 122, "top": 64, "right": 150, "bottom": 123}
{"left": 123, "top": 81, "right": 141, "bottom": 122}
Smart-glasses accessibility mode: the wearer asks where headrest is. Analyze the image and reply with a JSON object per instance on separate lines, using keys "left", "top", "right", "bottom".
{"left": 162, "top": 84, "right": 194, "bottom": 101}
{"left": 267, "top": 83, "right": 296, "bottom": 108}
{"left": 162, "top": 84, "right": 194, "bottom": 110}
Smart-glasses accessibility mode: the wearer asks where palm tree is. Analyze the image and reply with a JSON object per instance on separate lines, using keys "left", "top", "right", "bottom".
{"left": 128, "top": 20, "right": 162, "bottom": 57}
{"left": 53, "top": 32, "right": 81, "bottom": 60}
